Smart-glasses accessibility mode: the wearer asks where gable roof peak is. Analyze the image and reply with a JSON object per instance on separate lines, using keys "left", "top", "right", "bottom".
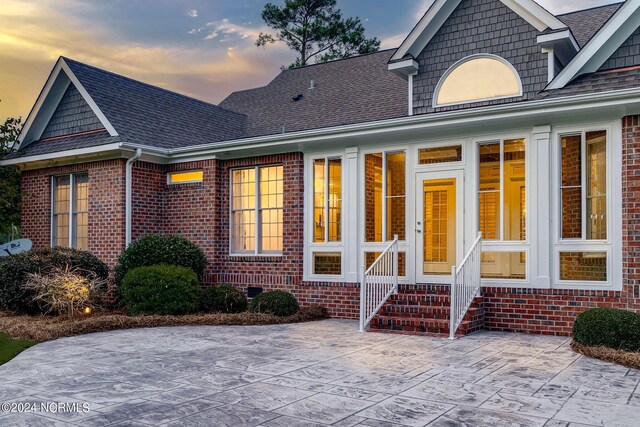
{"left": 390, "top": 0, "right": 566, "bottom": 63}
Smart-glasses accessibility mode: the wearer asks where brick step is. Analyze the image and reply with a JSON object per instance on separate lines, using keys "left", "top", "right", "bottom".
{"left": 369, "top": 316, "right": 472, "bottom": 336}
{"left": 377, "top": 305, "right": 480, "bottom": 320}
{"left": 384, "top": 295, "right": 482, "bottom": 306}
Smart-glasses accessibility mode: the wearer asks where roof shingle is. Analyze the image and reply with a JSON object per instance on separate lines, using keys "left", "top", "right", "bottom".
{"left": 219, "top": 50, "right": 408, "bottom": 138}
{"left": 63, "top": 58, "right": 247, "bottom": 149}
{"left": 557, "top": 3, "right": 623, "bottom": 47}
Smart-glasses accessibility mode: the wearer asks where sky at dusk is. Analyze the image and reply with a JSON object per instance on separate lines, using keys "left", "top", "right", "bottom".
{"left": 0, "top": 0, "right": 621, "bottom": 121}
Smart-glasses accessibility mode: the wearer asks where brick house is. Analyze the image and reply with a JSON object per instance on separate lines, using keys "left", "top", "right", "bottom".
{"left": 4, "top": 0, "right": 640, "bottom": 336}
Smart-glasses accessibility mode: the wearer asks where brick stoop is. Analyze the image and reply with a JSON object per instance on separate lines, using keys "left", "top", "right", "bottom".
{"left": 368, "top": 284, "right": 485, "bottom": 337}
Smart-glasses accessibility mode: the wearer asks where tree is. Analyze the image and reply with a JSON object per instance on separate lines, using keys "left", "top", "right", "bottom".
{"left": 0, "top": 116, "right": 22, "bottom": 242}
{"left": 256, "top": 0, "right": 380, "bottom": 68}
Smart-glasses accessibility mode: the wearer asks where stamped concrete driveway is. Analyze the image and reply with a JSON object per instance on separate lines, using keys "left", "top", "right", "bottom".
{"left": 1, "top": 320, "right": 640, "bottom": 427}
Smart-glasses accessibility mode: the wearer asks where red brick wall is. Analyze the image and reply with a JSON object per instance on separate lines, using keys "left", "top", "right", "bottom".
{"left": 131, "top": 162, "right": 164, "bottom": 238}
{"left": 164, "top": 160, "right": 219, "bottom": 280}
{"left": 212, "top": 153, "right": 304, "bottom": 287}
{"left": 21, "top": 159, "right": 126, "bottom": 267}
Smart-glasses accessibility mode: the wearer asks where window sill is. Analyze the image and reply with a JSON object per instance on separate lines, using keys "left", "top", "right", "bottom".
{"left": 228, "top": 253, "right": 283, "bottom": 262}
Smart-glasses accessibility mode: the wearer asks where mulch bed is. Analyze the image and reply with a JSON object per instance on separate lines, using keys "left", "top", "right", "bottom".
{"left": 571, "top": 341, "right": 640, "bottom": 370}
{"left": 0, "top": 306, "right": 329, "bottom": 343}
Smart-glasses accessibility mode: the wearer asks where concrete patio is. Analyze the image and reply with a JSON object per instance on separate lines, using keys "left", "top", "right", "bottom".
{"left": 0, "top": 319, "right": 639, "bottom": 426}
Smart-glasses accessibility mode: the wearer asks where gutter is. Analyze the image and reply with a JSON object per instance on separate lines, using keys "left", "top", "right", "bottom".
{"left": 4, "top": 86, "right": 640, "bottom": 168}
{"left": 125, "top": 148, "right": 142, "bottom": 246}
{"left": 165, "top": 86, "right": 640, "bottom": 157}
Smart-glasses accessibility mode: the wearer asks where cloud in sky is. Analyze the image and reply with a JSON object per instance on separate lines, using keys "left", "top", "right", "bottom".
{"left": 0, "top": 0, "right": 624, "bottom": 121}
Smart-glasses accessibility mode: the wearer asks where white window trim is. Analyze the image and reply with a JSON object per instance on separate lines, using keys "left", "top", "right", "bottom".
{"left": 474, "top": 135, "right": 530, "bottom": 285}
{"left": 167, "top": 169, "right": 203, "bottom": 185}
{"left": 415, "top": 141, "right": 465, "bottom": 168}
{"left": 51, "top": 172, "right": 88, "bottom": 249}
{"left": 551, "top": 122, "right": 622, "bottom": 290}
{"left": 305, "top": 152, "right": 346, "bottom": 280}
{"left": 229, "top": 164, "right": 284, "bottom": 257}
{"left": 433, "top": 54, "right": 524, "bottom": 108}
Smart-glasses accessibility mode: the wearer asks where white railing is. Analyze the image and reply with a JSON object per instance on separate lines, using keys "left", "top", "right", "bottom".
{"left": 359, "top": 235, "right": 399, "bottom": 332}
{"left": 449, "top": 232, "right": 482, "bottom": 340}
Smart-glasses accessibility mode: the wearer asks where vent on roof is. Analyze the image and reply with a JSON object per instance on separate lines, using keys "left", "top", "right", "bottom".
{"left": 309, "top": 80, "right": 315, "bottom": 90}
{"left": 292, "top": 94, "right": 304, "bottom": 101}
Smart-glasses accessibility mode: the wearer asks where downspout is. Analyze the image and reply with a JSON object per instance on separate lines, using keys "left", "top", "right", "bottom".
{"left": 125, "top": 148, "right": 142, "bottom": 246}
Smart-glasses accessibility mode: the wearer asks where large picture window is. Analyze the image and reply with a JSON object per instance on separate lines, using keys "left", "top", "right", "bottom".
{"left": 52, "top": 173, "right": 88, "bottom": 250}
{"left": 231, "top": 165, "right": 283, "bottom": 254}
{"left": 365, "top": 151, "right": 406, "bottom": 242}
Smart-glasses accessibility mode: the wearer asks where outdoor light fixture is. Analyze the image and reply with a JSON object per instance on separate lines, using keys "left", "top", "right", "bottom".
{"left": 83, "top": 307, "right": 92, "bottom": 316}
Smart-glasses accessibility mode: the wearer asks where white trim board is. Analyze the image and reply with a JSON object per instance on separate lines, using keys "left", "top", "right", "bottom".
{"left": 548, "top": 0, "right": 640, "bottom": 89}
{"left": 390, "top": 0, "right": 565, "bottom": 62}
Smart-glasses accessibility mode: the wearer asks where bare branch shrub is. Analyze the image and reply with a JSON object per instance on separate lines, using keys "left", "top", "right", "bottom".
{"left": 22, "top": 267, "right": 108, "bottom": 318}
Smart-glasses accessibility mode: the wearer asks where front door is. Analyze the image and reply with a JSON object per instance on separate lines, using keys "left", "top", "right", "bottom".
{"left": 415, "top": 170, "right": 463, "bottom": 282}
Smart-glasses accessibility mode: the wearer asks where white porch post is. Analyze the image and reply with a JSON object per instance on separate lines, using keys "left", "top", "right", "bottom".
{"left": 345, "top": 147, "right": 360, "bottom": 283}
{"left": 531, "top": 126, "right": 552, "bottom": 287}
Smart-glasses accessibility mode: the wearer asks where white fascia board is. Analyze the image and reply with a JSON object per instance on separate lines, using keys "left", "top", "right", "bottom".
{"left": 60, "top": 59, "right": 118, "bottom": 137}
{"left": 388, "top": 59, "right": 419, "bottom": 77}
{"left": 549, "top": 0, "right": 640, "bottom": 90}
{"left": 0, "top": 143, "right": 125, "bottom": 167}
{"left": 17, "top": 58, "right": 68, "bottom": 148}
{"left": 167, "top": 87, "right": 640, "bottom": 161}
{"left": 537, "top": 30, "right": 580, "bottom": 52}
{"left": 391, "top": 0, "right": 461, "bottom": 61}
{"left": 501, "top": 0, "right": 565, "bottom": 32}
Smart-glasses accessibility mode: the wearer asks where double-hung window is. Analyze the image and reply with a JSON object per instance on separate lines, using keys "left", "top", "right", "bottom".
{"left": 558, "top": 130, "right": 608, "bottom": 282}
{"left": 231, "top": 165, "right": 283, "bottom": 255}
{"left": 311, "top": 157, "right": 343, "bottom": 276}
{"left": 477, "top": 139, "right": 527, "bottom": 280}
{"left": 52, "top": 173, "right": 89, "bottom": 250}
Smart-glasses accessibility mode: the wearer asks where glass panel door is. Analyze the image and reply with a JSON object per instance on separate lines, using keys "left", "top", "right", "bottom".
{"left": 416, "top": 170, "right": 463, "bottom": 282}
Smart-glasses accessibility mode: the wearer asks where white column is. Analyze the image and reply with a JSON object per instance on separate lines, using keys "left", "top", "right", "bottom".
{"left": 345, "top": 146, "right": 359, "bottom": 283}
{"left": 531, "top": 126, "right": 552, "bottom": 287}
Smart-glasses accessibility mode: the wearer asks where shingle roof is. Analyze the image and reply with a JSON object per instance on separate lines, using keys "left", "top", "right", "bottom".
{"left": 63, "top": 58, "right": 247, "bottom": 149}
{"left": 3, "top": 131, "right": 123, "bottom": 159}
{"left": 219, "top": 50, "right": 408, "bottom": 138}
{"left": 557, "top": 3, "right": 623, "bottom": 47}
{"left": 537, "top": 66, "right": 640, "bottom": 99}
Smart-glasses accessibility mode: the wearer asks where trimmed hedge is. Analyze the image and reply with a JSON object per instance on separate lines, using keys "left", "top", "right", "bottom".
{"left": 573, "top": 307, "right": 640, "bottom": 352}
{"left": 0, "top": 247, "right": 109, "bottom": 314}
{"left": 250, "top": 290, "right": 299, "bottom": 317}
{"left": 201, "top": 285, "right": 247, "bottom": 314}
{"left": 114, "top": 235, "right": 207, "bottom": 287}
{"left": 121, "top": 265, "right": 200, "bottom": 315}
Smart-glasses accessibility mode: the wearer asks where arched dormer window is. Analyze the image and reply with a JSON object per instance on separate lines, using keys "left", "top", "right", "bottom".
{"left": 433, "top": 54, "right": 523, "bottom": 107}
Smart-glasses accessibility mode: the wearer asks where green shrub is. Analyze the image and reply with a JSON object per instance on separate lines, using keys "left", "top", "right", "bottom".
{"left": 573, "top": 307, "right": 640, "bottom": 352}
{"left": 114, "top": 235, "right": 207, "bottom": 287}
{"left": 249, "top": 290, "right": 299, "bottom": 317}
{"left": 201, "top": 285, "right": 247, "bottom": 314}
{"left": 0, "top": 247, "right": 109, "bottom": 314}
{"left": 121, "top": 265, "right": 200, "bottom": 315}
